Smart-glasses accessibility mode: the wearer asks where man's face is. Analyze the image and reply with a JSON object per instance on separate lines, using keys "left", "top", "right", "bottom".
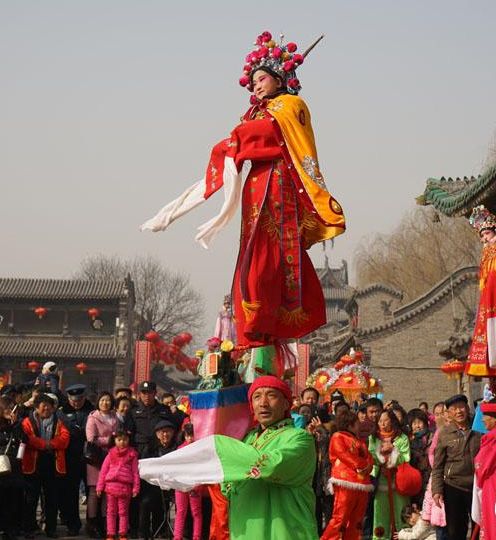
{"left": 162, "top": 396, "right": 176, "bottom": 408}
{"left": 301, "top": 390, "right": 319, "bottom": 406}
{"left": 140, "top": 391, "right": 156, "bottom": 407}
{"left": 448, "top": 401, "right": 468, "bottom": 425}
{"left": 481, "top": 229, "right": 496, "bottom": 243}
{"left": 252, "top": 387, "right": 289, "bottom": 428}
{"left": 155, "top": 427, "right": 175, "bottom": 447}
{"left": 69, "top": 396, "right": 85, "bottom": 410}
{"left": 36, "top": 401, "right": 54, "bottom": 419}
{"left": 366, "top": 405, "right": 382, "bottom": 423}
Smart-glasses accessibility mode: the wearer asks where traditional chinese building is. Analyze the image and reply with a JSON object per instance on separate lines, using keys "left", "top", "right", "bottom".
{"left": 416, "top": 164, "right": 496, "bottom": 217}
{"left": 0, "top": 277, "right": 135, "bottom": 396}
{"left": 305, "top": 262, "right": 479, "bottom": 409}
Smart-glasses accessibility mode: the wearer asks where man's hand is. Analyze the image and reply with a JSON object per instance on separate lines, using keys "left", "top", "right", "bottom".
{"left": 96, "top": 491, "right": 102, "bottom": 497}
{"left": 433, "top": 493, "right": 444, "bottom": 508}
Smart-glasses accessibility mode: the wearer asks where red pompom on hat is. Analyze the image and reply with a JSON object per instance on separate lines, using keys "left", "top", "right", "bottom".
{"left": 247, "top": 375, "right": 293, "bottom": 408}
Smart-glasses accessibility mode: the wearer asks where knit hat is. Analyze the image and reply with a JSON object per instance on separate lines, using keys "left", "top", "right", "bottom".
{"left": 248, "top": 375, "right": 292, "bottom": 415}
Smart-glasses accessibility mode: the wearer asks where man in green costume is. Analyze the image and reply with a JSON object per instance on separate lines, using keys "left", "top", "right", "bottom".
{"left": 139, "top": 375, "right": 319, "bottom": 539}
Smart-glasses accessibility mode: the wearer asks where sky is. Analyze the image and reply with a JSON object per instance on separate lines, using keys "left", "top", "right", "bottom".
{"left": 2, "top": 0, "right": 496, "bottom": 337}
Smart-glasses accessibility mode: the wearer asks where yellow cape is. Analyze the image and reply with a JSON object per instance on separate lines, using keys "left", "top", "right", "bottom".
{"left": 267, "top": 94, "right": 346, "bottom": 247}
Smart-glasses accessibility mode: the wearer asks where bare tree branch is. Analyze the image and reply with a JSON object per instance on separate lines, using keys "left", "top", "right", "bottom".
{"left": 74, "top": 254, "right": 205, "bottom": 340}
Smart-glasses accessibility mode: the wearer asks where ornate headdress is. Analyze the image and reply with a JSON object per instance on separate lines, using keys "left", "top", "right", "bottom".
{"left": 239, "top": 31, "right": 323, "bottom": 99}
{"left": 469, "top": 205, "right": 496, "bottom": 234}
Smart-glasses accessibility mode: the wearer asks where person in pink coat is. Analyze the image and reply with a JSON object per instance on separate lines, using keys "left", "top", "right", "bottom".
{"left": 86, "top": 392, "right": 120, "bottom": 537}
{"left": 173, "top": 423, "right": 203, "bottom": 540}
{"left": 421, "top": 401, "right": 447, "bottom": 539}
{"left": 97, "top": 431, "right": 140, "bottom": 540}
{"left": 474, "top": 399, "right": 496, "bottom": 539}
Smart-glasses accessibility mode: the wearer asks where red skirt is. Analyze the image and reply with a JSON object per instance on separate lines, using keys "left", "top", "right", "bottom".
{"left": 232, "top": 158, "right": 326, "bottom": 349}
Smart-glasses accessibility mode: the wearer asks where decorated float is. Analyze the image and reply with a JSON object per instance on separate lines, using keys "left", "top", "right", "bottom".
{"left": 306, "top": 348, "right": 382, "bottom": 401}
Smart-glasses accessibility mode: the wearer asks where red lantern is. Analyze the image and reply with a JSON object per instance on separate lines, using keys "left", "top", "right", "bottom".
{"left": 145, "top": 330, "right": 161, "bottom": 343}
{"left": 76, "top": 362, "right": 88, "bottom": 375}
{"left": 34, "top": 307, "right": 48, "bottom": 319}
{"left": 27, "top": 360, "right": 40, "bottom": 373}
{"left": 87, "top": 308, "right": 101, "bottom": 320}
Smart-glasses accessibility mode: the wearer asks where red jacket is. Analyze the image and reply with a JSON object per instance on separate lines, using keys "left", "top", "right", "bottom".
{"left": 329, "top": 430, "right": 374, "bottom": 492}
{"left": 21, "top": 413, "right": 70, "bottom": 475}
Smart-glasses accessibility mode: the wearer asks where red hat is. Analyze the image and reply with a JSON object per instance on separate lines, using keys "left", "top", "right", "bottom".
{"left": 480, "top": 402, "right": 496, "bottom": 414}
{"left": 248, "top": 375, "right": 292, "bottom": 412}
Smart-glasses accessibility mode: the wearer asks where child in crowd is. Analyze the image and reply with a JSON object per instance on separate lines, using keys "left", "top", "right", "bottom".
{"left": 393, "top": 504, "right": 436, "bottom": 540}
{"left": 173, "top": 423, "right": 203, "bottom": 540}
{"left": 96, "top": 431, "right": 140, "bottom": 540}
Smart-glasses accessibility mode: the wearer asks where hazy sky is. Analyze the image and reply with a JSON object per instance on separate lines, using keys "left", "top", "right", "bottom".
{"left": 2, "top": 1, "right": 495, "bottom": 338}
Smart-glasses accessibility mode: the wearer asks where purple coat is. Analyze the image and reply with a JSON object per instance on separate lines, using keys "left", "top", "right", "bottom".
{"left": 85, "top": 410, "right": 119, "bottom": 486}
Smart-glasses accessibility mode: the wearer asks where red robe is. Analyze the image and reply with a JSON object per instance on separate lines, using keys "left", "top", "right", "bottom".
{"left": 474, "top": 428, "right": 496, "bottom": 539}
{"left": 466, "top": 243, "right": 496, "bottom": 377}
{"left": 205, "top": 101, "right": 343, "bottom": 349}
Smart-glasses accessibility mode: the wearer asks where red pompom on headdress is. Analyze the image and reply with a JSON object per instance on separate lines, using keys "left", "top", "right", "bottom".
{"left": 239, "top": 32, "right": 323, "bottom": 102}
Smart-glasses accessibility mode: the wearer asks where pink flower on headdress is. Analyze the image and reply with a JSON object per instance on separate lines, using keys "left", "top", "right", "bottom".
{"left": 250, "top": 95, "right": 259, "bottom": 105}
{"left": 283, "top": 60, "right": 295, "bottom": 72}
{"left": 292, "top": 54, "right": 304, "bottom": 65}
{"left": 239, "top": 76, "right": 250, "bottom": 87}
{"left": 271, "top": 47, "right": 282, "bottom": 59}
{"left": 245, "top": 53, "right": 253, "bottom": 63}
{"left": 258, "top": 46, "right": 269, "bottom": 59}
{"left": 249, "top": 53, "right": 259, "bottom": 64}
{"left": 243, "top": 64, "right": 252, "bottom": 74}
{"left": 286, "top": 42, "right": 297, "bottom": 53}
{"left": 261, "top": 31, "right": 272, "bottom": 42}
{"left": 287, "top": 78, "right": 300, "bottom": 89}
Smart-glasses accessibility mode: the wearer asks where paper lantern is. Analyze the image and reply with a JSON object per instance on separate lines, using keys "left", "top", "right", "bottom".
{"left": 87, "top": 308, "right": 101, "bottom": 320}
{"left": 27, "top": 360, "right": 40, "bottom": 373}
{"left": 76, "top": 362, "right": 88, "bottom": 375}
{"left": 34, "top": 307, "right": 48, "bottom": 319}
{"left": 144, "top": 330, "right": 161, "bottom": 343}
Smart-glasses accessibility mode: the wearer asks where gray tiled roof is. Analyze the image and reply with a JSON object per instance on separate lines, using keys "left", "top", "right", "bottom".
{"left": 0, "top": 338, "right": 116, "bottom": 359}
{"left": 0, "top": 278, "right": 130, "bottom": 302}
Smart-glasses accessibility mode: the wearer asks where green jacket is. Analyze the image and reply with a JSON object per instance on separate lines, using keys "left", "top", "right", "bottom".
{"left": 223, "top": 418, "right": 318, "bottom": 540}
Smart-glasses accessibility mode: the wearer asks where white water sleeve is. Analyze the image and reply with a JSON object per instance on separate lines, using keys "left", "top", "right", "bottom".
{"left": 140, "top": 179, "right": 206, "bottom": 233}
{"left": 195, "top": 157, "right": 244, "bottom": 249}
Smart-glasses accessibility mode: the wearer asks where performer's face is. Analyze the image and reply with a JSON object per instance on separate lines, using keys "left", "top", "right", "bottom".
{"left": 480, "top": 228, "right": 496, "bottom": 243}
{"left": 251, "top": 387, "right": 289, "bottom": 427}
{"left": 252, "top": 70, "right": 282, "bottom": 100}
{"left": 483, "top": 414, "right": 496, "bottom": 431}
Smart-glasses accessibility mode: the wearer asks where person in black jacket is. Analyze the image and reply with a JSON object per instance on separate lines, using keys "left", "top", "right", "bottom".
{"left": 0, "top": 396, "right": 25, "bottom": 540}
{"left": 139, "top": 420, "right": 178, "bottom": 540}
{"left": 57, "top": 384, "right": 94, "bottom": 536}
{"left": 125, "top": 381, "right": 179, "bottom": 539}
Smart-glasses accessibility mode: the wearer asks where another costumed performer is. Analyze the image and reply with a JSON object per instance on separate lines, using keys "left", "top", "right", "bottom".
{"left": 465, "top": 205, "right": 496, "bottom": 377}
{"left": 321, "top": 409, "right": 374, "bottom": 540}
{"left": 141, "top": 31, "right": 345, "bottom": 374}
{"left": 139, "top": 375, "right": 319, "bottom": 539}
{"left": 473, "top": 399, "right": 496, "bottom": 540}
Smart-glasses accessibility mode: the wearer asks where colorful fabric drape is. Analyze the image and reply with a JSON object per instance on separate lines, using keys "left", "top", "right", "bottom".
{"left": 466, "top": 242, "right": 496, "bottom": 377}
{"left": 473, "top": 427, "right": 496, "bottom": 539}
{"left": 188, "top": 385, "right": 251, "bottom": 441}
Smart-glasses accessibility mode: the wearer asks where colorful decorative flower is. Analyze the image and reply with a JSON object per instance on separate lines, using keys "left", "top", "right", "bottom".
{"left": 286, "top": 42, "right": 297, "bottom": 52}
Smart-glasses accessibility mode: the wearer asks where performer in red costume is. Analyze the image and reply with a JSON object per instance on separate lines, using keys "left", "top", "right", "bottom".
{"left": 321, "top": 409, "right": 374, "bottom": 540}
{"left": 466, "top": 205, "right": 496, "bottom": 377}
{"left": 141, "top": 31, "right": 345, "bottom": 361}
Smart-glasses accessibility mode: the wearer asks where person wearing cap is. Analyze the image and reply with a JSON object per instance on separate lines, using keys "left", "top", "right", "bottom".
{"left": 34, "top": 361, "right": 60, "bottom": 395}
{"left": 473, "top": 398, "right": 496, "bottom": 539}
{"left": 140, "top": 375, "right": 319, "bottom": 539}
{"left": 125, "top": 381, "right": 178, "bottom": 459}
{"left": 58, "top": 384, "right": 95, "bottom": 536}
{"left": 138, "top": 419, "right": 179, "bottom": 540}
{"left": 431, "top": 394, "right": 481, "bottom": 540}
